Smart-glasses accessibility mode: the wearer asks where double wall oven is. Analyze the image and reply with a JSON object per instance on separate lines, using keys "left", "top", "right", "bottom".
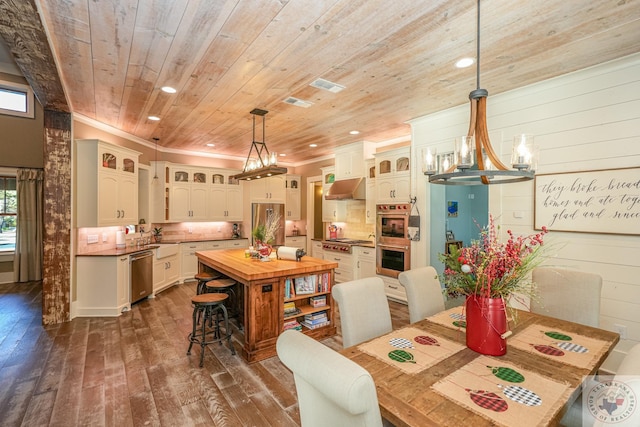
{"left": 376, "top": 203, "right": 411, "bottom": 278}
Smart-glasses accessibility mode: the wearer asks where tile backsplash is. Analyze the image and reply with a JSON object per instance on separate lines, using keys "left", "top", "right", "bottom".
{"left": 76, "top": 222, "right": 242, "bottom": 254}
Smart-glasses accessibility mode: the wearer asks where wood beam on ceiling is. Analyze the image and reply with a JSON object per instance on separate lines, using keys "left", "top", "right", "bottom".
{"left": 0, "top": 0, "right": 68, "bottom": 112}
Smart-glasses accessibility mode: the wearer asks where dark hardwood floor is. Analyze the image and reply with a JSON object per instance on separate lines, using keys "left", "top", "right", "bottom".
{"left": 0, "top": 280, "right": 410, "bottom": 427}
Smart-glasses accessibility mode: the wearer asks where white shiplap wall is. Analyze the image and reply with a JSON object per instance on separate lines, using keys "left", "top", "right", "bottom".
{"left": 409, "top": 53, "right": 640, "bottom": 351}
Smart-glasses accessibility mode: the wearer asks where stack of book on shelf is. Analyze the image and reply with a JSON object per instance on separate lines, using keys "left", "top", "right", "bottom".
{"left": 283, "top": 319, "right": 302, "bottom": 331}
{"left": 301, "top": 311, "right": 330, "bottom": 330}
{"left": 284, "top": 301, "right": 300, "bottom": 317}
{"left": 309, "top": 295, "right": 326, "bottom": 308}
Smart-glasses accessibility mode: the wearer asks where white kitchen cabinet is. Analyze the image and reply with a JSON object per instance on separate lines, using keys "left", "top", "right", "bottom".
{"left": 169, "top": 166, "right": 208, "bottom": 221}
{"left": 354, "top": 246, "right": 376, "bottom": 280}
{"left": 209, "top": 171, "right": 244, "bottom": 221}
{"left": 76, "top": 139, "right": 140, "bottom": 227}
{"left": 285, "top": 175, "right": 301, "bottom": 220}
{"left": 311, "top": 240, "right": 324, "bottom": 259}
{"left": 324, "top": 251, "right": 353, "bottom": 283}
{"left": 181, "top": 242, "right": 206, "bottom": 282}
{"left": 153, "top": 253, "right": 179, "bottom": 293}
{"left": 250, "top": 175, "right": 286, "bottom": 202}
{"left": 180, "top": 239, "right": 249, "bottom": 282}
{"left": 321, "top": 167, "right": 347, "bottom": 222}
{"left": 76, "top": 255, "right": 131, "bottom": 316}
{"left": 375, "top": 147, "right": 411, "bottom": 204}
{"left": 365, "top": 159, "right": 376, "bottom": 224}
{"left": 334, "top": 141, "right": 375, "bottom": 180}
{"left": 285, "top": 235, "right": 307, "bottom": 253}
{"left": 382, "top": 276, "right": 407, "bottom": 302}
{"left": 225, "top": 239, "right": 249, "bottom": 251}
{"left": 151, "top": 163, "right": 242, "bottom": 222}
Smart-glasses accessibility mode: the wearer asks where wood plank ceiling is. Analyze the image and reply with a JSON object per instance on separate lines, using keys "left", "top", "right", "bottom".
{"left": 20, "top": 0, "right": 640, "bottom": 163}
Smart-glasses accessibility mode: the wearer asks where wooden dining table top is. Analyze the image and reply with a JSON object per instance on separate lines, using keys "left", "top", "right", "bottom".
{"left": 340, "top": 308, "right": 620, "bottom": 427}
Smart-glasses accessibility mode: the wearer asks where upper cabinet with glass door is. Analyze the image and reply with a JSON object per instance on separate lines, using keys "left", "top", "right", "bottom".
{"left": 76, "top": 139, "right": 141, "bottom": 227}
{"left": 375, "top": 147, "right": 411, "bottom": 204}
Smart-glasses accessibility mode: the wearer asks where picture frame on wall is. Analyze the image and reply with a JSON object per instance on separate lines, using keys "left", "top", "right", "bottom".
{"left": 446, "top": 230, "right": 455, "bottom": 241}
{"left": 447, "top": 201, "right": 458, "bottom": 217}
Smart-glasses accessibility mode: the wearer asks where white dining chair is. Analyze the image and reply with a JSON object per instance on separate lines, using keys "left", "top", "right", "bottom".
{"left": 276, "top": 329, "right": 383, "bottom": 427}
{"left": 398, "top": 266, "right": 446, "bottom": 323}
{"left": 332, "top": 277, "right": 393, "bottom": 348}
{"left": 530, "top": 267, "right": 602, "bottom": 327}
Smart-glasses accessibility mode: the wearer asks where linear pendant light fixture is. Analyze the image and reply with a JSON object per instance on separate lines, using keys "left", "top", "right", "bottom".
{"left": 425, "top": 0, "right": 535, "bottom": 185}
{"left": 232, "top": 108, "right": 287, "bottom": 181}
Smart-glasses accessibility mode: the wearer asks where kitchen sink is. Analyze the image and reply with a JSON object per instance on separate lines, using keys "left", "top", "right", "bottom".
{"left": 155, "top": 243, "right": 179, "bottom": 259}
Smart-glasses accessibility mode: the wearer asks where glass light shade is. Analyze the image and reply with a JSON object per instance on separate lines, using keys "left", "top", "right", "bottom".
{"left": 269, "top": 152, "right": 278, "bottom": 165}
{"left": 454, "top": 136, "right": 475, "bottom": 169}
{"left": 439, "top": 153, "right": 454, "bottom": 174}
{"left": 511, "top": 134, "right": 534, "bottom": 170}
{"left": 422, "top": 148, "right": 437, "bottom": 175}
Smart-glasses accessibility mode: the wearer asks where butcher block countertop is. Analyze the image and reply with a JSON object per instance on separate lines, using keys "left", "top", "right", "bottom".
{"left": 196, "top": 249, "right": 338, "bottom": 283}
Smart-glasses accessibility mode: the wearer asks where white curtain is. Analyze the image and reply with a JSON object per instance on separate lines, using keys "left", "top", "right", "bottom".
{"left": 13, "top": 169, "right": 43, "bottom": 282}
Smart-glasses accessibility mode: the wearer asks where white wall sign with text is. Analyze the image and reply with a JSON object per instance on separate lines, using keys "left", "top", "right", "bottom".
{"left": 534, "top": 167, "right": 640, "bottom": 235}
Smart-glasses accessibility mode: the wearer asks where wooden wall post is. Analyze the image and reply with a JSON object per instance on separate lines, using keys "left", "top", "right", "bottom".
{"left": 42, "top": 110, "right": 72, "bottom": 325}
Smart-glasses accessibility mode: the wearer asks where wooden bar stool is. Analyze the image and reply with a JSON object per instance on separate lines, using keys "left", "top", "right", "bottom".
{"left": 195, "top": 271, "right": 220, "bottom": 295}
{"left": 187, "top": 293, "right": 235, "bottom": 367}
{"left": 205, "top": 278, "right": 240, "bottom": 325}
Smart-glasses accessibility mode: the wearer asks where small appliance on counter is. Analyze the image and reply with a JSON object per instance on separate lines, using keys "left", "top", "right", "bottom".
{"left": 328, "top": 225, "right": 338, "bottom": 240}
{"left": 232, "top": 223, "right": 241, "bottom": 239}
{"left": 116, "top": 230, "right": 126, "bottom": 249}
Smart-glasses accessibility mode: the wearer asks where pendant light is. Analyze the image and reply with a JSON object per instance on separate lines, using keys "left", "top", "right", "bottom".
{"left": 152, "top": 137, "right": 159, "bottom": 183}
{"left": 231, "top": 108, "right": 287, "bottom": 181}
{"left": 425, "top": 0, "right": 535, "bottom": 185}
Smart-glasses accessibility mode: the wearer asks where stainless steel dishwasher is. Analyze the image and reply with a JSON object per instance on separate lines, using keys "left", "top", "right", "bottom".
{"left": 130, "top": 250, "right": 153, "bottom": 303}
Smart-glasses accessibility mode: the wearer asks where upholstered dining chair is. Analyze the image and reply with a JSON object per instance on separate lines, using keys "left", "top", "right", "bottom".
{"left": 332, "top": 277, "right": 393, "bottom": 348}
{"left": 530, "top": 267, "right": 602, "bottom": 327}
{"left": 398, "top": 266, "right": 446, "bottom": 323}
{"left": 276, "top": 329, "right": 384, "bottom": 427}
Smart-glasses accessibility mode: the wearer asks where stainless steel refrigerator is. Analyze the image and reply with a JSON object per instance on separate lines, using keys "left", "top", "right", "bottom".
{"left": 251, "top": 203, "right": 285, "bottom": 246}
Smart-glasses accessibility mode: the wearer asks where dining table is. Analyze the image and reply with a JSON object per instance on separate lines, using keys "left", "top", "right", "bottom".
{"left": 340, "top": 307, "right": 620, "bottom": 427}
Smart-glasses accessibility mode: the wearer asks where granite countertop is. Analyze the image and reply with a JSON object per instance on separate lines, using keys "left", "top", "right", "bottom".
{"left": 76, "top": 245, "right": 160, "bottom": 257}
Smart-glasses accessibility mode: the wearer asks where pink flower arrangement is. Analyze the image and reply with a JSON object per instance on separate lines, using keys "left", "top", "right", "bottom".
{"left": 440, "top": 215, "right": 548, "bottom": 300}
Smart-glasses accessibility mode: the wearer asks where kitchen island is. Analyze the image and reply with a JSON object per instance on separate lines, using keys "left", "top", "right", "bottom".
{"left": 196, "top": 249, "right": 338, "bottom": 363}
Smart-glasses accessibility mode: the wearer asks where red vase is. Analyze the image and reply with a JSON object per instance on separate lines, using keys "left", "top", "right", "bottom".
{"left": 465, "top": 295, "right": 508, "bottom": 356}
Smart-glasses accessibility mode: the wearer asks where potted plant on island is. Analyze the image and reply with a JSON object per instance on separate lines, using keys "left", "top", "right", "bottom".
{"left": 252, "top": 211, "right": 281, "bottom": 260}
{"left": 439, "top": 215, "right": 548, "bottom": 356}
{"left": 152, "top": 227, "right": 163, "bottom": 243}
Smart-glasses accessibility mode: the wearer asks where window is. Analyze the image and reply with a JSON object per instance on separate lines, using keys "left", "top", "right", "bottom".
{"left": 0, "top": 176, "right": 17, "bottom": 252}
{"left": 0, "top": 80, "right": 35, "bottom": 118}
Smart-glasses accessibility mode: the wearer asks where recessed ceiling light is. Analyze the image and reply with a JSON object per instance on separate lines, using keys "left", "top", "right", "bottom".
{"left": 349, "top": 130, "right": 360, "bottom": 135}
{"left": 161, "top": 86, "right": 177, "bottom": 93}
{"left": 148, "top": 115, "right": 161, "bottom": 121}
{"left": 279, "top": 153, "right": 286, "bottom": 157}
{"left": 206, "top": 143, "right": 215, "bottom": 147}
{"left": 455, "top": 57, "right": 474, "bottom": 68}
{"left": 309, "top": 144, "right": 317, "bottom": 148}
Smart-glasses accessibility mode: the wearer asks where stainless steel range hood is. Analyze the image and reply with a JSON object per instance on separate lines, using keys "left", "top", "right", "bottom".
{"left": 325, "top": 177, "right": 366, "bottom": 200}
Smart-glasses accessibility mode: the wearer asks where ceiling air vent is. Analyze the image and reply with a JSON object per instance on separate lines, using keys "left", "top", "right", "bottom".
{"left": 310, "top": 78, "right": 345, "bottom": 93}
{"left": 283, "top": 97, "right": 314, "bottom": 108}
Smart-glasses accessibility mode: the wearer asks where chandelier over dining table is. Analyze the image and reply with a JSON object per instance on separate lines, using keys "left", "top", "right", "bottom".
{"left": 423, "top": 0, "right": 536, "bottom": 185}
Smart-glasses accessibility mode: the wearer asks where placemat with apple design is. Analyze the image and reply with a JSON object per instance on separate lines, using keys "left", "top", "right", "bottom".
{"left": 426, "top": 306, "right": 468, "bottom": 330}
{"left": 357, "top": 326, "right": 466, "bottom": 374}
{"left": 432, "top": 355, "right": 571, "bottom": 427}
{"left": 509, "top": 324, "right": 610, "bottom": 369}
